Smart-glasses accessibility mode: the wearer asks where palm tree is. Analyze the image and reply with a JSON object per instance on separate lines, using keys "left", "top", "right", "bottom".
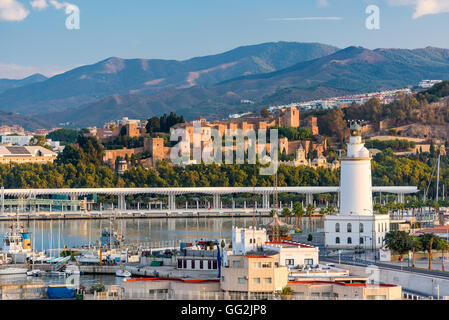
{"left": 439, "top": 238, "right": 449, "bottom": 272}
{"left": 419, "top": 233, "right": 440, "bottom": 270}
{"left": 387, "top": 202, "right": 396, "bottom": 220}
{"left": 327, "top": 204, "right": 335, "bottom": 215}
{"left": 279, "top": 287, "right": 293, "bottom": 300}
{"left": 281, "top": 207, "right": 291, "bottom": 224}
{"left": 319, "top": 207, "right": 328, "bottom": 216}
{"left": 306, "top": 204, "right": 315, "bottom": 233}
{"left": 409, "top": 235, "right": 421, "bottom": 268}
{"left": 373, "top": 203, "right": 382, "bottom": 214}
{"left": 292, "top": 202, "right": 305, "bottom": 229}
{"left": 397, "top": 202, "right": 405, "bottom": 219}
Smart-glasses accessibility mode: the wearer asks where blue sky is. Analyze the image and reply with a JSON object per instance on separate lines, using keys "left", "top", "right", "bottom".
{"left": 1, "top": 0, "right": 449, "bottom": 78}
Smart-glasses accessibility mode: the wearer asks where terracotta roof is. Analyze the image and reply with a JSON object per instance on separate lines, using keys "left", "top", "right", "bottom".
{"left": 288, "top": 280, "right": 397, "bottom": 287}
{"left": 265, "top": 241, "right": 315, "bottom": 249}
{"left": 125, "top": 277, "right": 219, "bottom": 283}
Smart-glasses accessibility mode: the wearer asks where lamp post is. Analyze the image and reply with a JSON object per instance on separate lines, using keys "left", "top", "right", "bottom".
{"left": 364, "top": 208, "right": 376, "bottom": 263}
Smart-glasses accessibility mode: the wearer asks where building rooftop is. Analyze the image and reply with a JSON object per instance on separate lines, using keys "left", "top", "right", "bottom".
{"left": 0, "top": 146, "right": 57, "bottom": 157}
{"left": 265, "top": 241, "right": 316, "bottom": 249}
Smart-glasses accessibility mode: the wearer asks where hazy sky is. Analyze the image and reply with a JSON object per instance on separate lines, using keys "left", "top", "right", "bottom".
{"left": 1, "top": 0, "right": 449, "bottom": 79}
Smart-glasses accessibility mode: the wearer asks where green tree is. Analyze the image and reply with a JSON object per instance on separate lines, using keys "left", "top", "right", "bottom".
{"left": 419, "top": 233, "right": 441, "bottom": 270}
{"left": 306, "top": 204, "right": 315, "bottom": 233}
{"left": 384, "top": 231, "right": 411, "bottom": 259}
{"left": 261, "top": 108, "right": 270, "bottom": 118}
{"left": 409, "top": 235, "right": 422, "bottom": 268}
{"left": 281, "top": 207, "right": 291, "bottom": 223}
{"left": 292, "top": 202, "right": 305, "bottom": 228}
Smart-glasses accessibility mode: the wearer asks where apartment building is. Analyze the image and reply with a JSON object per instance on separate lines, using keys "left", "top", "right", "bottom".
{"left": 220, "top": 254, "right": 289, "bottom": 299}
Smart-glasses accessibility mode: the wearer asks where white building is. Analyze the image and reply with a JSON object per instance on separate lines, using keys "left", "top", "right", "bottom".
{"left": 1, "top": 135, "right": 33, "bottom": 146}
{"left": 324, "top": 123, "right": 390, "bottom": 249}
{"left": 264, "top": 241, "right": 319, "bottom": 268}
{"left": 419, "top": 80, "right": 442, "bottom": 89}
{"left": 231, "top": 226, "right": 268, "bottom": 255}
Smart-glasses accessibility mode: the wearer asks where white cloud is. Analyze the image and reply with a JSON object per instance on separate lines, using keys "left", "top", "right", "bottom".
{"left": 0, "top": 0, "right": 29, "bottom": 21}
{"left": 388, "top": 0, "right": 449, "bottom": 18}
{"left": 30, "top": 0, "right": 48, "bottom": 10}
{"left": 49, "top": 0, "right": 75, "bottom": 11}
{"left": 267, "top": 17, "right": 343, "bottom": 21}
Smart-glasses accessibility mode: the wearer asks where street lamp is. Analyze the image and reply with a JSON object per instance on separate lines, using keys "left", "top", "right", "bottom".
{"left": 363, "top": 208, "right": 376, "bottom": 263}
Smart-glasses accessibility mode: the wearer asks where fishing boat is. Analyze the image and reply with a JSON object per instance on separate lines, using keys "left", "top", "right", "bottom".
{"left": 1, "top": 217, "right": 47, "bottom": 264}
{"left": 0, "top": 267, "right": 28, "bottom": 275}
{"left": 115, "top": 268, "right": 131, "bottom": 277}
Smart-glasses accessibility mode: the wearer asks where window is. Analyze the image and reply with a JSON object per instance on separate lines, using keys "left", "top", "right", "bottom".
{"left": 335, "top": 223, "right": 340, "bottom": 233}
{"left": 336, "top": 237, "right": 340, "bottom": 244}
{"left": 304, "top": 259, "right": 313, "bottom": 265}
{"left": 238, "top": 277, "right": 246, "bottom": 284}
{"left": 378, "top": 237, "right": 381, "bottom": 244}
{"left": 191, "top": 260, "right": 195, "bottom": 269}
{"left": 178, "top": 259, "right": 182, "bottom": 268}
{"left": 253, "top": 278, "right": 260, "bottom": 284}
{"left": 311, "top": 292, "right": 320, "bottom": 299}
{"left": 213, "top": 260, "right": 217, "bottom": 269}
{"left": 261, "top": 262, "right": 272, "bottom": 268}
{"left": 285, "top": 259, "right": 294, "bottom": 266}
{"left": 322, "top": 292, "right": 331, "bottom": 299}
{"left": 360, "top": 237, "right": 364, "bottom": 244}
{"left": 264, "top": 278, "right": 272, "bottom": 284}
{"left": 359, "top": 223, "right": 364, "bottom": 233}
{"left": 208, "top": 260, "right": 212, "bottom": 269}
{"left": 233, "top": 260, "right": 241, "bottom": 267}
{"left": 347, "top": 237, "right": 352, "bottom": 244}
{"left": 183, "top": 259, "right": 187, "bottom": 269}
{"left": 199, "top": 260, "right": 203, "bottom": 269}
{"left": 347, "top": 223, "right": 352, "bottom": 233}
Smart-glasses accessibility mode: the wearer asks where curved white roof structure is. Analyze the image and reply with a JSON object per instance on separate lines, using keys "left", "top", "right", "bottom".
{"left": 0, "top": 186, "right": 418, "bottom": 197}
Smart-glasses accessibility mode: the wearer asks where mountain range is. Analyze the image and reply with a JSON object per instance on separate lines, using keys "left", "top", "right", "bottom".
{"left": 1, "top": 42, "right": 449, "bottom": 129}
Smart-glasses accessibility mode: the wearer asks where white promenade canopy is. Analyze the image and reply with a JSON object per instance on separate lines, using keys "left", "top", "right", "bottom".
{"left": 1, "top": 186, "right": 418, "bottom": 197}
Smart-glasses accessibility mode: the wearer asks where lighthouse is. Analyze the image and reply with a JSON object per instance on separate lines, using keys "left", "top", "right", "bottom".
{"left": 339, "top": 123, "right": 373, "bottom": 216}
{"left": 324, "top": 123, "right": 390, "bottom": 249}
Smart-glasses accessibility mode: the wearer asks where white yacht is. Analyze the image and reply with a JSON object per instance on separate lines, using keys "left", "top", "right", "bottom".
{"left": 115, "top": 268, "right": 131, "bottom": 277}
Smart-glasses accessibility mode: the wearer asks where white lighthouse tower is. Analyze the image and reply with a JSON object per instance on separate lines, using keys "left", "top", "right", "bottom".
{"left": 324, "top": 123, "right": 390, "bottom": 249}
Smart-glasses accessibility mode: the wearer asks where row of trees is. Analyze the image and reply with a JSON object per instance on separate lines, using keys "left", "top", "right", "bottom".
{"left": 385, "top": 231, "right": 449, "bottom": 271}
{"left": 146, "top": 112, "right": 185, "bottom": 134}
{"left": 277, "top": 203, "right": 336, "bottom": 232}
